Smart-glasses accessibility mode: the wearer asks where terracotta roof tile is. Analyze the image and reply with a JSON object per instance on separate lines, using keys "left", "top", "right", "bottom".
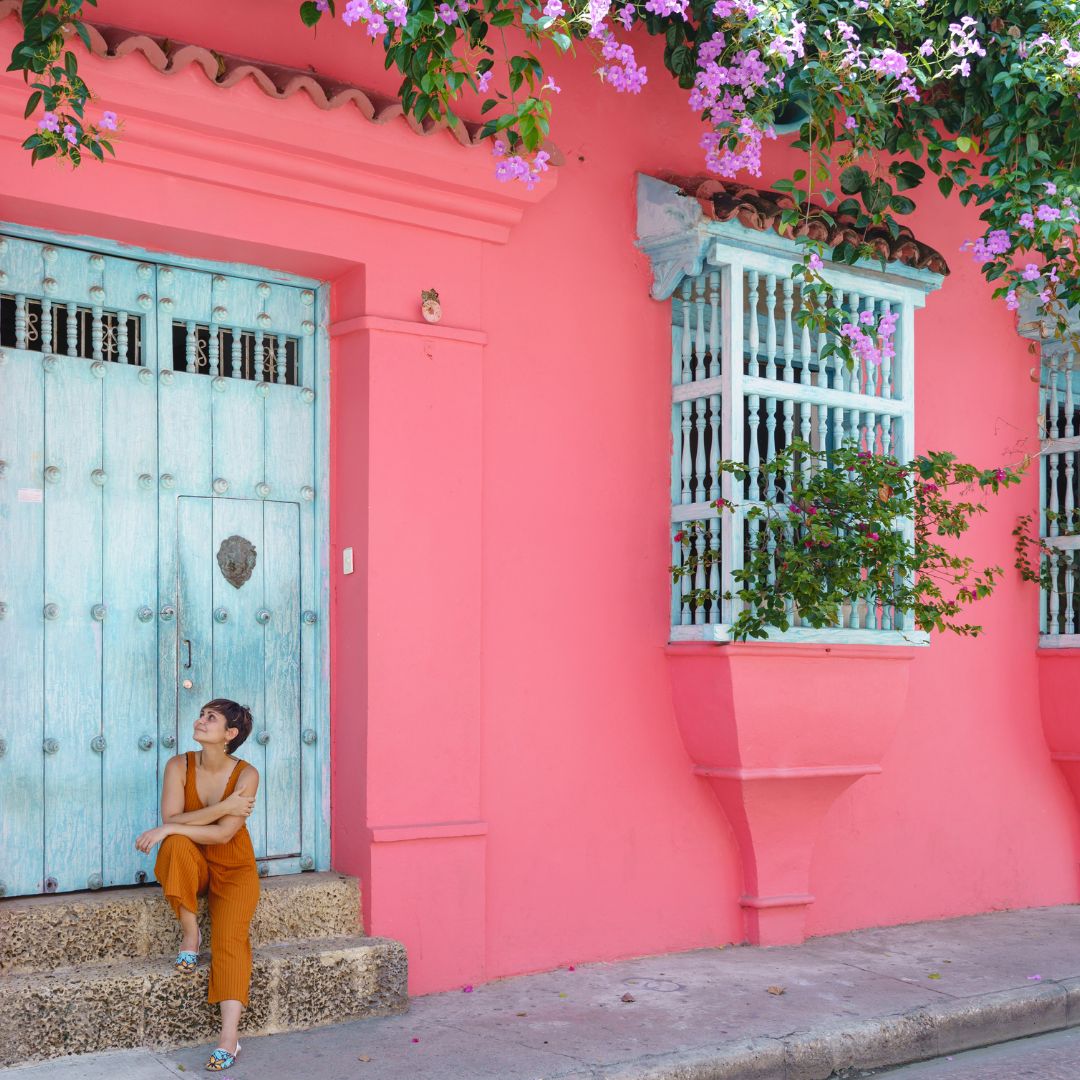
{"left": 0, "top": 1, "right": 563, "bottom": 157}
{"left": 667, "top": 174, "right": 950, "bottom": 276}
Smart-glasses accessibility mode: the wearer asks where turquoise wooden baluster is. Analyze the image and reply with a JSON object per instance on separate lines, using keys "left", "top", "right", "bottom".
{"left": 747, "top": 395, "right": 761, "bottom": 501}
{"left": 693, "top": 274, "right": 706, "bottom": 382}
{"left": 680, "top": 400, "right": 692, "bottom": 504}
{"left": 14, "top": 293, "right": 27, "bottom": 349}
{"left": 799, "top": 316, "right": 811, "bottom": 388}
{"left": 1066, "top": 551, "right": 1075, "bottom": 634}
{"left": 41, "top": 298, "right": 53, "bottom": 354}
{"left": 878, "top": 298, "right": 892, "bottom": 398}
{"left": 1064, "top": 353, "right": 1075, "bottom": 533}
{"left": 816, "top": 303, "right": 829, "bottom": 389}
{"left": 65, "top": 302, "right": 78, "bottom": 357}
{"left": 231, "top": 326, "right": 243, "bottom": 378}
{"left": 692, "top": 281, "right": 707, "bottom": 496}
{"left": 831, "top": 288, "right": 846, "bottom": 390}
{"left": 707, "top": 272, "right": 721, "bottom": 504}
{"left": 1049, "top": 547, "right": 1061, "bottom": 632}
{"left": 707, "top": 270, "right": 720, "bottom": 380}
{"left": 1050, "top": 356, "right": 1060, "bottom": 537}
{"left": 746, "top": 269, "right": 759, "bottom": 377}
{"left": 763, "top": 274, "right": 777, "bottom": 381}
{"left": 680, "top": 279, "right": 693, "bottom": 384}
{"left": 781, "top": 276, "right": 794, "bottom": 383}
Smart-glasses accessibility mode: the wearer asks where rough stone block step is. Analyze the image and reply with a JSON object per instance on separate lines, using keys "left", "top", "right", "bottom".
{"left": 0, "top": 872, "right": 361, "bottom": 974}
{"left": 0, "top": 933, "right": 408, "bottom": 1067}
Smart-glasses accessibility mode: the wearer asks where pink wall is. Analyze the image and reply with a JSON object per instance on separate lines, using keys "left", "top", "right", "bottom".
{"left": 1, "top": 0, "right": 1077, "bottom": 997}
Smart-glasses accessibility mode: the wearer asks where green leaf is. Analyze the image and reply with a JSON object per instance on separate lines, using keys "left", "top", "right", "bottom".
{"left": 937, "top": 176, "right": 955, "bottom": 198}
{"left": 839, "top": 165, "right": 867, "bottom": 195}
{"left": 955, "top": 135, "right": 973, "bottom": 153}
{"left": 490, "top": 9, "right": 515, "bottom": 25}
{"left": 299, "top": 1, "right": 323, "bottom": 27}
{"left": 23, "top": 88, "right": 41, "bottom": 117}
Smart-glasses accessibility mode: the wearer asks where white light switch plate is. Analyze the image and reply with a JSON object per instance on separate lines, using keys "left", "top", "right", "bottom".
{"left": 343, "top": 546, "right": 354, "bottom": 575}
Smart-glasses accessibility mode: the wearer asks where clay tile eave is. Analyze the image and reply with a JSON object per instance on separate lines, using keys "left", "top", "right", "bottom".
{"left": 664, "top": 172, "right": 951, "bottom": 277}
{"left": 0, "top": 0, "right": 567, "bottom": 162}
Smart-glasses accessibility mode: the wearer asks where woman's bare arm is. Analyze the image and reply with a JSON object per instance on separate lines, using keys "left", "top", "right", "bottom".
{"left": 156, "top": 768, "right": 260, "bottom": 846}
{"left": 164, "top": 791, "right": 256, "bottom": 827}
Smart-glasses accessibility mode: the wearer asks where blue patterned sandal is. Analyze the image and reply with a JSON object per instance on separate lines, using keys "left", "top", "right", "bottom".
{"left": 175, "top": 930, "right": 201, "bottom": 973}
{"left": 205, "top": 1043, "right": 240, "bottom": 1071}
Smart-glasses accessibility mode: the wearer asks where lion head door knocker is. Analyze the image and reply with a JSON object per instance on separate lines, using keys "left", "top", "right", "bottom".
{"left": 217, "top": 535, "right": 257, "bottom": 589}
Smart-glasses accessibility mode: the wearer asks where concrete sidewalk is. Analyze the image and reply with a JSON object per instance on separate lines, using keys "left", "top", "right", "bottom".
{"left": 6, "top": 906, "right": 1080, "bottom": 1080}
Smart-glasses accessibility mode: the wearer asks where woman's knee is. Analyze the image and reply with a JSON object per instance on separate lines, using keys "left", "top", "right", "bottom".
{"left": 155, "top": 833, "right": 201, "bottom": 876}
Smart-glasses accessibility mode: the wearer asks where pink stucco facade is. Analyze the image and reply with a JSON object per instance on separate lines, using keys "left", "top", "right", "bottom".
{"left": 2, "top": 0, "right": 1078, "bottom": 997}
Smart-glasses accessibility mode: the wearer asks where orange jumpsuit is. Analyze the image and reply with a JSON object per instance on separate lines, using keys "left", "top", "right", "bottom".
{"left": 155, "top": 752, "right": 261, "bottom": 1005}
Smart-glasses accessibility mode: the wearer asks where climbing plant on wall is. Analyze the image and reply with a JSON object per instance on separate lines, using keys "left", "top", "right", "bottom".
{"left": 9, "top": 0, "right": 1080, "bottom": 356}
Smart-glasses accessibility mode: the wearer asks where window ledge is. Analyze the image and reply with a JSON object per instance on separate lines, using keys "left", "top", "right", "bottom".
{"left": 670, "top": 624, "right": 929, "bottom": 647}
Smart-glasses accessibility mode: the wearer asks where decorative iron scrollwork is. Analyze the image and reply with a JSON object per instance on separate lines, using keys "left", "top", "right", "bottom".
{"left": 217, "top": 535, "right": 257, "bottom": 590}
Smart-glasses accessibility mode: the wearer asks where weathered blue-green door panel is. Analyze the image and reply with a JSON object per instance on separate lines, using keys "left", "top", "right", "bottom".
{"left": 212, "top": 374, "right": 264, "bottom": 499}
{"left": 210, "top": 498, "right": 268, "bottom": 857}
{"left": 262, "top": 500, "right": 302, "bottom": 858}
{"left": 0, "top": 345, "right": 45, "bottom": 898}
{"left": 43, "top": 349, "right": 104, "bottom": 893}
{"left": 265, "top": 376, "right": 316, "bottom": 862}
{"left": 157, "top": 367, "right": 212, "bottom": 782}
{"left": 1, "top": 227, "right": 327, "bottom": 895}
{"left": 102, "top": 360, "right": 159, "bottom": 886}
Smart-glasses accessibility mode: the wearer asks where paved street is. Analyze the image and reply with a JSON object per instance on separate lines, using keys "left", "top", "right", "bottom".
{"left": 871, "top": 1026, "right": 1080, "bottom": 1077}
{"left": 6, "top": 905, "right": 1080, "bottom": 1080}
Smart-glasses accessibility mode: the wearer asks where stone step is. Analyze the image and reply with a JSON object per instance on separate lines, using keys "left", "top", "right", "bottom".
{"left": 0, "top": 872, "right": 361, "bottom": 974}
{"left": 0, "top": 933, "right": 408, "bottom": 1066}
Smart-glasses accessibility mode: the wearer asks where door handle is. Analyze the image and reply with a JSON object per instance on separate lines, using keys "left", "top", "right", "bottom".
{"left": 183, "top": 638, "right": 192, "bottom": 669}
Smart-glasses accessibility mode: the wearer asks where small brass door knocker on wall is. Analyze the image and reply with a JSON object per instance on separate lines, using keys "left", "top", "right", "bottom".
{"left": 217, "top": 535, "right": 257, "bottom": 589}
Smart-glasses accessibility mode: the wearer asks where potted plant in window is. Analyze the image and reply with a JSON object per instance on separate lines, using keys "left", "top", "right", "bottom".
{"left": 668, "top": 441, "right": 1024, "bottom": 945}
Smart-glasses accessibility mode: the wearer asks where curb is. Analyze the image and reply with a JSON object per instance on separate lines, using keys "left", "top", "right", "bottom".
{"left": 595, "top": 979, "right": 1080, "bottom": 1080}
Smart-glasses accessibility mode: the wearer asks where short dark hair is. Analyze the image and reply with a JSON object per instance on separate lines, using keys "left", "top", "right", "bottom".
{"left": 204, "top": 699, "right": 254, "bottom": 754}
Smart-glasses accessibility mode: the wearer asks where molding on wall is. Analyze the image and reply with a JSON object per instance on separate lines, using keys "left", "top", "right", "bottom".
{"left": 370, "top": 821, "right": 489, "bottom": 843}
{"left": 740, "top": 893, "right": 815, "bottom": 909}
{"left": 694, "top": 764, "right": 883, "bottom": 781}
{"left": 331, "top": 315, "right": 487, "bottom": 345}
{"left": 0, "top": 20, "right": 555, "bottom": 246}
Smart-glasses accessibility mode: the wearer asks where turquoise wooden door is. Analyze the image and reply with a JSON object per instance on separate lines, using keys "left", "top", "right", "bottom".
{"left": 0, "top": 228, "right": 326, "bottom": 897}
{"left": 177, "top": 498, "right": 303, "bottom": 861}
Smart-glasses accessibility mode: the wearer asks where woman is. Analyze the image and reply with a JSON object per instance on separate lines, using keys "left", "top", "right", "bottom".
{"left": 135, "top": 700, "right": 260, "bottom": 1072}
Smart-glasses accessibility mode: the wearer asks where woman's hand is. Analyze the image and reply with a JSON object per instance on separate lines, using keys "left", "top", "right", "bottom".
{"left": 221, "top": 791, "right": 256, "bottom": 818}
{"left": 135, "top": 825, "right": 172, "bottom": 854}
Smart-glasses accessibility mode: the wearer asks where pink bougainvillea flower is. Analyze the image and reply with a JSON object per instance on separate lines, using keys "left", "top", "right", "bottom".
{"left": 463, "top": 984, "right": 474, "bottom": 992}
{"left": 808, "top": 252, "right": 824, "bottom": 270}
{"left": 38, "top": 111, "right": 59, "bottom": 132}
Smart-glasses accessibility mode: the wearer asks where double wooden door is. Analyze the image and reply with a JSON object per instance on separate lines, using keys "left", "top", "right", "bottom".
{"left": 0, "top": 229, "right": 325, "bottom": 897}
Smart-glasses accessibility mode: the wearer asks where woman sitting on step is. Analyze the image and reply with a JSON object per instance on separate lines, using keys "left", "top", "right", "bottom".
{"left": 135, "top": 699, "right": 260, "bottom": 1073}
